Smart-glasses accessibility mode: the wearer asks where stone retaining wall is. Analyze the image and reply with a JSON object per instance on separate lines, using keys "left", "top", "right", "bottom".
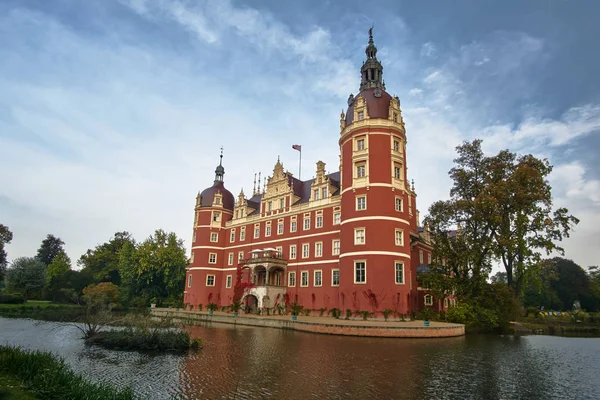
{"left": 151, "top": 309, "right": 465, "bottom": 338}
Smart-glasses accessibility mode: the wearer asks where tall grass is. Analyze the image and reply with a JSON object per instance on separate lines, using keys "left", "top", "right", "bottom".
{"left": 0, "top": 345, "right": 135, "bottom": 400}
{"left": 85, "top": 327, "right": 201, "bottom": 352}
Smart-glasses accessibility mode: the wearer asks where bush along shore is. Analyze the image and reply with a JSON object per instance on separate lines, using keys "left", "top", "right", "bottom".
{"left": 0, "top": 345, "right": 135, "bottom": 400}
{"left": 85, "top": 327, "right": 201, "bottom": 353}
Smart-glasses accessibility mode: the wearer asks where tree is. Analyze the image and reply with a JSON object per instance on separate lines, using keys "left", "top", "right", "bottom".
{"left": 128, "top": 230, "right": 187, "bottom": 304}
{"left": 36, "top": 234, "right": 66, "bottom": 267}
{"left": 487, "top": 151, "right": 578, "bottom": 295}
{"left": 46, "top": 251, "right": 72, "bottom": 301}
{"left": 490, "top": 272, "right": 507, "bottom": 284}
{"left": 550, "top": 258, "right": 594, "bottom": 311}
{"left": 6, "top": 257, "right": 47, "bottom": 300}
{"left": 0, "top": 224, "right": 13, "bottom": 281}
{"left": 78, "top": 232, "right": 134, "bottom": 284}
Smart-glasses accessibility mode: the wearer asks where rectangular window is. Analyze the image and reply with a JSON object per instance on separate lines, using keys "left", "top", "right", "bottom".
{"left": 332, "top": 269, "right": 340, "bottom": 286}
{"left": 321, "top": 187, "right": 327, "bottom": 199}
{"left": 212, "top": 212, "right": 220, "bottom": 222}
{"left": 356, "top": 196, "right": 366, "bottom": 210}
{"left": 230, "top": 229, "right": 235, "bottom": 242}
{"left": 191, "top": 251, "right": 194, "bottom": 263}
{"left": 395, "top": 197, "right": 403, "bottom": 212}
{"left": 314, "top": 270, "right": 322, "bottom": 287}
{"left": 357, "top": 138, "right": 365, "bottom": 151}
{"left": 395, "top": 262, "right": 404, "bottom": 284}
{"left": 315, "top": 242, "right": 323, "bottom": 257}
{"left": 240, "top": 227, "right": 246, "bottom": 241}
{"left": 280, "top": 198, "right": 285, "bottom": 209}
{"left": 356, "top": 163, "right": 366, "bottom": 178}
{"left": 193, "top": 231, "right": 196, "bottom": 243}
{"left": 268, "top": 201, "right": 272, "bottom": 212}
{"left": 187, "top": 274, "right": 192, "bottom": 288}
{"left": 301, "top": 271, "right": 309, "bottom": 287}
{"left": 210, "top": 232, "right": 218, "bottom": 242}
{"left": 278, "top": 221, "right": 284, "bottom": 235}
{"left": 395, "top": 229, "right": 404, "bottom": 246}
{"left": 357, "top": 111, "right": 364, "bottom": 120}
{"left": 206, "top": 275, "right": 215, "bottom": 286}
{"left": 420, "top": 250, "right": 424, "bottom": 264}
{"left": 228, "top": 252, "right": 234, "bottom": 266}
{"left": 290, "top": 245, "right": 297, "bottom": 260}
{"left": 332, "top": 240, "right": 340, "bottom": 255}
{"left": 393, "top": 139, "right": 400, "bottom": 152}
{"left": 314, "top": 189, "right": 319, "bottom": 200}
{"left": 333, "top": 212, "right": 341, "bottom": 225}
{"left": 303, "top": 218, "right": 310, "bottom": 230}
{"left": 254, "top": 224, "right": 260, "bottom": 239}
{"left": 288, "top": 272, "right": 296, "bottom": 287}
{"left": 425, "top": 295, "right": 433, "bottom": 306}
{"left": 355, "top": 261, "right": 366, "bottom": 283}
{"left": 208, "top": 253, "right": 217, "bottom": 264}
{"left": 291, "top": 217, "right": 297, "bottom": 232}
{"left": 354, "top": 228, "right": 365, "bottom": 245}
{"left": 394, "top": 165, "right": 401, "bottom": 179}
{"left": 266, "top": 224, "right": 271, "bottom": 237}
{"left": 428, "top": 253, "right": 432, "bottom": 265}
{"left": 226, "top": 275, "right": 233, "bottom": 288}
{"left": 238, "top": 251, "right": 244, "bottom": 262}
{"left": 276, "top": 246, "right": 283, "bottom": 257}
{"left": 302, "top": 243, "right": 310, "bottom": 258}
{"left": 316, "top": 215, "right": 323, "bottom": 228}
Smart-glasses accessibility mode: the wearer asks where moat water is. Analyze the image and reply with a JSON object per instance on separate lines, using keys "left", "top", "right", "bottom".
{"left": 0, "top": 317, "right": 599, "bottom": 399}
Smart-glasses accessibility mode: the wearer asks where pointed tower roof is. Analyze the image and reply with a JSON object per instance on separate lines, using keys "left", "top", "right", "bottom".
{"left": 199, "top": 147, "right": 234, "bottom": 210}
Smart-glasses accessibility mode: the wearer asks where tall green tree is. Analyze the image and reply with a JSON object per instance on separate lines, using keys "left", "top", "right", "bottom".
{"left": 487, "top": 151, "right": 578, "bottom": 294}
{"left": 46, "top": 251, "right": 72, "bottom": 301}
{"left": 6, "top": 257, "right": 47, "bottom": 300}
{"left": 78, "top": 232, "right": 134, "bottom": 284}
{"left": 133, "top": 229, "right": 188, "bottom": 304}
{"left": 0, "top": 224, "right": 13, "bottom": 282}
{"left": 36, "top": 234, "right": 66, "bottom": 267}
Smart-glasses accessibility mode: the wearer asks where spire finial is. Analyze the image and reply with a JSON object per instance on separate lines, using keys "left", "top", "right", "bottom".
{"left": 253, "top": 173, "right": 257, "bottom": 196}
{"left": 369, "top": 25, "right": 374, "bottom": 43}
{"left": 214, "top": 147, "right": 225, "bottom": 182}
{"left": 219, "top": 146, "right": 223, "bottom": 166}
{"left": 360, "top": 25, "right": 383, "bottom": 91}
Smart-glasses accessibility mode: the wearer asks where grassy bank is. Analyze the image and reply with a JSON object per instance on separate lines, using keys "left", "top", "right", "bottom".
{"left": 0, "top": 346, "right": 134, "bottom": 399}
{"left": 0, "top": 301, "right": 85, "bottom": 322}
{"left": 85, "top": 327, "right": 201, "bottom": 352}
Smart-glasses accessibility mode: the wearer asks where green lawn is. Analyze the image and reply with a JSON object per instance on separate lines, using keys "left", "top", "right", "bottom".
{"left": 0, "top": 373, "right": 38, "bottom": 400}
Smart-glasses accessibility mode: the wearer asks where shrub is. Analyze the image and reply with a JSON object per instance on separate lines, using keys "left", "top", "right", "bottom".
{"left": 345, "top": 309, "right": 352, "bottom": 320}
{"left": 328, "top": 308, "right": 341, "bottom": 319}
{"left": 0, "top": 293, "right": 25, "bottom": 304}
{"left": 526, "top": 306, "right": 540, "bottom": 318}
{"left": 319, "top": 307, "right": 327, "bottom": 316}
{"left": 382, "top": 309, "right": 393, "bottom": 321}
{"left": 86, "top": 327, "right": 201, "bottom": 352}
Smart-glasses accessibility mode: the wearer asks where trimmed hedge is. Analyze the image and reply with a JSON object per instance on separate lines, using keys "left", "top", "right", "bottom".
{"left": 0, "top": 294, "right": 25, "bottom": 304}
{"left": 0, "top": 345, "right": 134, "bottom": 399}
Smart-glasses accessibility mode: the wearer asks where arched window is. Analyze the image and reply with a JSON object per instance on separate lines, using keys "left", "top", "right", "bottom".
{"left": 424, "top": 294, "right": 433, "bottom": 306}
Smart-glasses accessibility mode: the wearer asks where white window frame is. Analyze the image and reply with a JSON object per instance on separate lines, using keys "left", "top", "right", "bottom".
{"left": 315, "top": 242, "right": 323, "bottom": 257}
{"left": 280, "top": 198, "right": 285, "bottom": 209}
{"left": 313, "top": 189, "right": 319, "bottom": 200}
{"left": 228, "top": 252, "right": 234, "bottom": 266}
{"left": 333, "top": 212, "right": 341, "bottom": 225}
{"left": 302, "top": 243, "right": 310, "bottom": 259}
{"left": 356, "top": 137, "right": 365, "bottom": 151}
{"left": 226, "top": 275, "right": 233, "bottom": 288}
{"left": 354, "top": 261, "right": 366, "bottom": 284}
{"left": 240, "top": 227, "right": 246, "bottom": 241}
{"left": 238, "top": 251, "right": 244, "bottom": 262}
{"left": 332, "top": 240, "right": 340, "bottom": 256}
{"left": 356, "top": 163, "right": 366, "bottom": 178}
{"left": 210, "top": 232, "right": 218, "bottom": 242}
{"left": 193, "top": 231, "right": 196, "bottom": 243}
{"left": 395, "top": 197, "right": 403, "bottom": 212}
{"left": 354, "top": 228, "right": 365, "bottom": 245}
{"left": 393, "top": 139, "right": 400, "bottom": 152}
{"left": 395, "top": 262, "right": 405, "bottom": 285}
{"left": 395, "top": 229, "right": 404, "bottom": 246}
{"left": 278, "top": 221, "right": 284, "bottom": 235}
{"left": 265, "top": 223, "right": 272, "bottom": 237}
{"left": 425, "top": 294, "right": 433, "bottom": 306}
{"left": 206, "top": 274, "right": 215, "bottom": 286}
{"left": 208, "top": 253, "right": 217, "bottom": 264}
{"left": 356, "top": 195, "right": 366, "bottom": 210}
{"left": 303, "top": 217, "right": 310, "bottom": 230}
{"left": 212, "top": 212, "right": 221, "bottom": 222}
{"left": 321, "top": 187, "right": 327, "bottom": 199}
{"left": 276, "top": 246, "right": 283, "bottom": 257}
{"left": 254, "top": 224, "right": 260, "bottom": 239}
{"left": 288, "top": 271, "right": 296, "bottom": 287}
{"left": 290, "top": 245, "right": 297, "bottom": 260}
{"left": 301, "top": 271, "right": 309, "bottom": 287}
{"left": 290, "top": 217, "right": 297, "bottom": 232}
{"left": 316, "top": 215, "right": 323, "bottom": 228}
{"left": 314, "top": 270, "right": 322, "bottom": 287}
{"left": 393, "top": 164, "right": 401, "bottom": 179}
{"left": 187, "top": 274, "right": 192, "bottom": 288}
{"left": 420, "top": 249, "right": 424, "bottom": 264}
{"left": 332, "top": 269, "right": 340, "bottom": 286}
{"left": 230, "top": 229, "right": 235, "bottom": 242}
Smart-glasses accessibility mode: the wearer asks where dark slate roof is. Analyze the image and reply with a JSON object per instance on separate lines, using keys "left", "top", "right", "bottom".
{"left": 345, "top": 88, "right": 392, "bottom": 125}
{"left": 199, "top": 181, "right": 235, "bottom": 210}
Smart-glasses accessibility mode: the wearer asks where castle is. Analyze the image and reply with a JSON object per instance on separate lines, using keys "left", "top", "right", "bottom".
{"left": 183, "top": 30, "right": 443, "bottom": 315}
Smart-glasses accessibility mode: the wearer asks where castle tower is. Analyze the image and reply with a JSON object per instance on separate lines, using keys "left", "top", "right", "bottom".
{"left": 184, "top": 148, "right": 235, "bottom": 308}
{"left": 338, "top": 28, "right": 415, "bottom": 313}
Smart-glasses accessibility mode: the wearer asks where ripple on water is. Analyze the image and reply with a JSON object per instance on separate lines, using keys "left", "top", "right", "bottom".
{"left": 1, "top": 318, "right": 599, "bottom": 400}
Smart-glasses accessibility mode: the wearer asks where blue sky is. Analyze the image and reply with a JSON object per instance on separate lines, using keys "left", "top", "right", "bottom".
{"left": 1, "top": 0, "right": 599, "bottom": 269}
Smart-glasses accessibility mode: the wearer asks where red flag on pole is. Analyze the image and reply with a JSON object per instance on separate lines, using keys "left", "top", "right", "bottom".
{"left": 292, "top": 144, "right": 301, "bottom": 152}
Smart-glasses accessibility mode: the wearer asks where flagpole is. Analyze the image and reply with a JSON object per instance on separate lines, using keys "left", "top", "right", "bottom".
{"left": 299, "top": 149, "right": 302, "bottom": 180}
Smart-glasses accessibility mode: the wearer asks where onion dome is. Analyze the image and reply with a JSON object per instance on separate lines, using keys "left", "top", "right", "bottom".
{"left": 345, "top": 27, "right": 395, "bottom": 125}
{"left": 199, "top": 148, "right": 234, "bottom": 210}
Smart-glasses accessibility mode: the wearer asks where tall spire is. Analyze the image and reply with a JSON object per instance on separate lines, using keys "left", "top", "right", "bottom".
{"left": 360, "top": 26, "right": 385, "bottom": 91}
{"left": 214, "top": 146, "right": 225, "bottom": 182}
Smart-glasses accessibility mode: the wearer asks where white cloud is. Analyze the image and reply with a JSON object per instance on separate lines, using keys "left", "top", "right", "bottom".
{"left": 420, "top": 42, "right": 436, "bottom": 57}
{"left": 408, "top": 88, "right": 423, "bottom": 96}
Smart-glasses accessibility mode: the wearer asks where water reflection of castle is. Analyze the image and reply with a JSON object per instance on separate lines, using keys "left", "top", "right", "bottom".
{"left": 184, "top": 29, "right": 446, "bottom": 315}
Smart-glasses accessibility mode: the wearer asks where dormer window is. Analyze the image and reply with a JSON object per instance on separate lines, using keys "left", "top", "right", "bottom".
{"left": 268, "top": 201, "right": 272, "bottom": 212}
{"left": 357, "top": 111, "right": 364, "bottom": 121}
{"left": 212, "top": 212, "right": 221, "bottom": 222}
{"left": 279, "top": 198, "right": 285, "bottom": 209}
{"left": 314, "top": 189, "right": 319, "bottom": 201}
{"left": 393, "top": 112, "right": 398, "bottom": 122}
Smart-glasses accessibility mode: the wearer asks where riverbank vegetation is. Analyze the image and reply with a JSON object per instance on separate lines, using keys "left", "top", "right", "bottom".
{"left": 85, "top": 327, "right": 201, "bottom": 352}
{"left": 0, "top": 345, "right": 134, "bottom": 399}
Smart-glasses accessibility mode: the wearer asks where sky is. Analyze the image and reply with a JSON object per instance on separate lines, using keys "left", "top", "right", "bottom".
{"left": 1, "top": 0, "right": 599, "bottom": 270}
